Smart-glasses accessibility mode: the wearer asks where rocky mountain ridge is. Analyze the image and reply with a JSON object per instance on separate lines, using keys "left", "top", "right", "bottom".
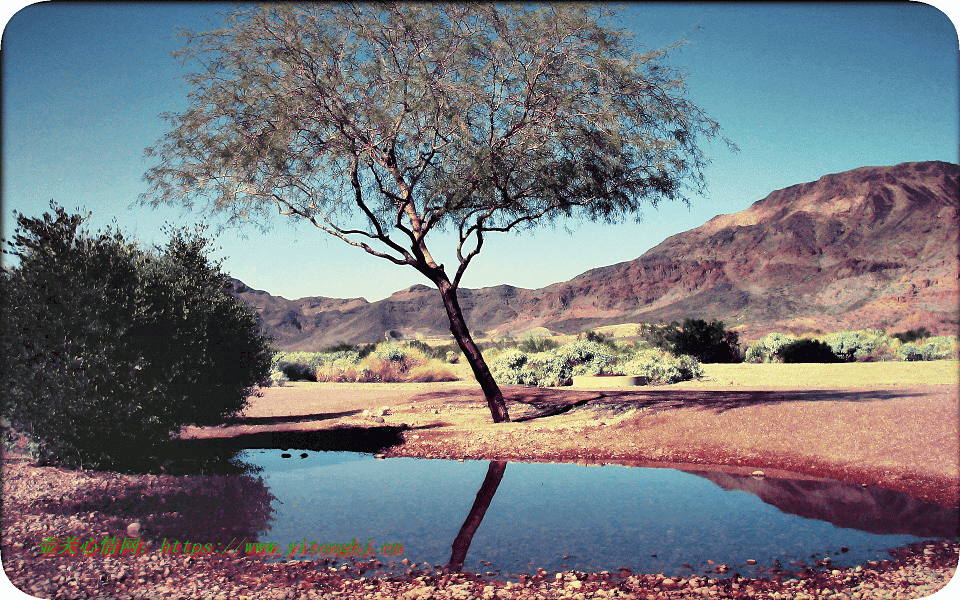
{"left": 228, "top": 161, "right": 959, "bottom": 350}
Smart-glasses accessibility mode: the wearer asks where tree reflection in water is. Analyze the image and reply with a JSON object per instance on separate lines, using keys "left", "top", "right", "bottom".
{"left": 449, "top": 460, "right": 507, "bottom": 571}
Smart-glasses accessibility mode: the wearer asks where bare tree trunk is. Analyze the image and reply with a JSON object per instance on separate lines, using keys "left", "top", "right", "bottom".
{"left": 449, "top": 460, "right": 508, "bottom": 571}
{"left": 434, "top": 279, "right": 510, "bottom": 423}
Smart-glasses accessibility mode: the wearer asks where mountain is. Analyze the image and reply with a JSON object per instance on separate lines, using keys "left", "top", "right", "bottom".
{"left": 228, "top": 161, "right": 959, "bottom": 350}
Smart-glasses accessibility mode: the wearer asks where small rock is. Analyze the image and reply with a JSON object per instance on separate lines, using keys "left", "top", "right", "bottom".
{"left": 378, "top": 406, "right": 391, "bottom": 416}
{"left": 661, "top": 578, "right": 678, "bottom": 589}
{"left": 372, "top": 416, "right": 385, "bottom": 423}
{"left": 751, "top": 470, "right": 765, "bottom": 477}
{"left": 126, "top": 522, "right": 141, "bottom": 537}
{"left": 746, "top": 559, "right": 757, "bottom": 565}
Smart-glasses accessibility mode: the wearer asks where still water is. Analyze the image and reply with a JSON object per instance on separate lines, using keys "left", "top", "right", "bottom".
{"left": 233, "top": 450, "right": 957, "bottom": 577}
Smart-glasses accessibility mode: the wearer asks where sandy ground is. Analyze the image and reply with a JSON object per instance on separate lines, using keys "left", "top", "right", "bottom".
{"left": 183, "top": 361, "right": 960, "bottom": 506}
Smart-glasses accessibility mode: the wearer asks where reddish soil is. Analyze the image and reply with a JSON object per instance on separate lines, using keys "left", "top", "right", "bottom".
{"left": 183, "top": 378, "right": 959, "bottom": 506}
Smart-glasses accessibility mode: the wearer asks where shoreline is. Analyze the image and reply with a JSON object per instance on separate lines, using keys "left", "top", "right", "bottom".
{"left": 5, "top": 362, "right": 959, "bottom": 598}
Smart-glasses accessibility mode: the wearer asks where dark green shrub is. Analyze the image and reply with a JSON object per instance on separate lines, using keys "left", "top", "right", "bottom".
{"left": 278, "top": 361, "right": 317, "bottom": 381}
{"left": 892, "top": 327, "right": 932, "bottom": 344}
{"left": 636, "top": 322, "right": 678, "bottom": 351}
{"left": 322, "top": 342, "right": 356, "bottom": 353}
{"left": 779, "top": 339, "right": 839, "bottom": 363}
{"left": 666, "top": 318, "right": 741, "bottom": 363}
{"left": 0, "top": 204, "right": 273, "bottom": 471}
{"left": 518, "top": 337, "right": 560, "bottom": 353}
{"left": 356, "top": 342, "right": 377, "bottom": 359}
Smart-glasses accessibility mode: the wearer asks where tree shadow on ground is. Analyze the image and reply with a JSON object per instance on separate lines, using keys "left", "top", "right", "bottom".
{"left": 220, "top": 410, "right": 362, "bottom": 426}
{"left": 409, "top": 386, "right": 927, "bottom": 420}
{"left": 178, "top": 424, "right": 441, "bottom": 454}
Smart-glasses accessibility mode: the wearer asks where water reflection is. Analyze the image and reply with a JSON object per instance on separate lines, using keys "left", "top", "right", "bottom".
{"left": 50, "top": 461, "right": 276, "bottom": 548}
{"left": 449, "top": 461, "right": 507, "bottom": 571}
{"left": 234, "top": 451, "right": 956, "bottom": 576}
{"left": 688, "top": 471, "right": 959, "bottom": 539}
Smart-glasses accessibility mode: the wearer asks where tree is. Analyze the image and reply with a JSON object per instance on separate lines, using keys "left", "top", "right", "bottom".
{"left": 667, "top": 318, "right": 741, "bottom": 363}
{"left": 0, "top": 204, "right": 273, "bottom": 470}
{"left": 143, "top": 4, "right": 732, "bottom": 422}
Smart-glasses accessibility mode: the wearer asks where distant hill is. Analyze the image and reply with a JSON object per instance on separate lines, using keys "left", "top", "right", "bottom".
{"left": 228, "top": 161, "right": 959, "bottom": 350}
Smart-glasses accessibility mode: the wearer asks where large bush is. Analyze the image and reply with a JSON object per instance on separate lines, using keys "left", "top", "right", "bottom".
{"left": 820, "top": 329, "right": 893, "bottom": 362}
{"left": 618, "top": 349, "right": 704, "bottom": 383}
{"left": 666, "top": 318, "right": 741, "bottom": 363}
{"left": 779, "top": 339, "right": 839, "bottom": 363}
{"left": 0, "top": 205, "right": 273, "bottom": 470}
{"left": 744, "top": 332, "right": 798, "bottom": 363}
{"left": 897, "top": 336, "right": 959, "bottom": 361}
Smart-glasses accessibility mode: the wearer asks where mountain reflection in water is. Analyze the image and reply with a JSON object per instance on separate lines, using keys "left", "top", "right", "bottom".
{"left": 232, "top": 451, "right": 956, "bottom": 576}
{"left": 686, "top": 471, "right": 959, "bottom": 539}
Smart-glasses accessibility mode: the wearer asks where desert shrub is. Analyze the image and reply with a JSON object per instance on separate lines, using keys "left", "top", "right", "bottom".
{"left": 892, "top": 327, "right": 932, "bottom": 344}
{"left": 897, "top": 343, "right": 924, "bottom": 362}
{"left": 278, "top": 361, "right": 317, "bottom": 381}
{"left": 357, "top": 342, "right": 377, "bottom": 359}
{"left": 0, "top": 205, "right": 273, "bottom": 470}
{"left": 617, "top": 349, "right": 703, "bottom": 383}
{"left": 744, "top": 332, "right": 798, "bottom": 363}
{"left": 322, "top": 342, "right": 356, "bottom": 353}
{"left": 898, "top": 336, "right": 959, "bottom": 361}
{"left": 554, "top": 340, "right": 616, "bottom": 377}
{"left": 666, "top": 318, "right": 741, "bottom": 363}
{"left": 779, "top": 339, "right": 839, "bottom": 363}
{"left": 490, "top": 341, "right": 616, "bottom": 387}
{"left": 489, "top": 348, "right": 529, "bottom": 385}
{"left": 265, "top": 370, "right": 288, "bottom": 387}
{"left": 405, "top": 362, "right": 459, "bottom": 382}
{"left": 518, "top": 336, "right": 560, "bottom": 353}
{"left": 820, "top": 330, "right": 894, "bottom": 362}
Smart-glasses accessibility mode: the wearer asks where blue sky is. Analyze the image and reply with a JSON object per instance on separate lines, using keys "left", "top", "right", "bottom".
{"left": 2, "top": 2, "right": 958, "bottom": 302}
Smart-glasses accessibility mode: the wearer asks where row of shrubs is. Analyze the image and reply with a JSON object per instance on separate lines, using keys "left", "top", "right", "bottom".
{"left": 266, "top": 341, "right": 460, "bottom": 386}
{"left": 744, "top": 329, "right": 959, "bottom": 363}
{"left": 486, "top": 339, "right": 703, "bottom": 387}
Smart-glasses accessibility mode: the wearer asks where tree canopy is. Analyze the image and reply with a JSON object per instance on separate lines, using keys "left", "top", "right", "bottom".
{"left": 143, "top": 3, "right": 731, "bottom": 422}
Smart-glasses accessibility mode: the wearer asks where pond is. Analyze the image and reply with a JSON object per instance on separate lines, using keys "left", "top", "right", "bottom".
{"left": 178, "top": 449, "right": 956, "bottom": 578}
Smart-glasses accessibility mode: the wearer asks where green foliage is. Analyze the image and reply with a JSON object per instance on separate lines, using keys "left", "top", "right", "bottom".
{"left": 666, "top": 318, "right": 741, "bottom": 363}
{"left": 897, "top": 336, "right": 959, "bottom": 361}
{"left": 820, "top": 329, "right": 892, "bottom": 362}
{"left": 636, "top": 323, "right": 678, "bottom": 351}
{"left": 0, "top": 205, "right": 273, "bottom": 470}
{"left": 277, "top": 361, "right": 317, "bottom": 382}
{"left": 779, "top": 339, "right": 839, "bottom": 363}
{"left": 518, "top": 336, "right": 560, "bottom": 354}
{"left": 744, "top": 332, "right": 798, "bottom": 363}
{"left": 892, "top": 327, "right": 932, "bottom": 344}
{"left": 488, "top": 339, "right": 702, "bottom": 387}
{"left": 618, "top": 349, "right": 704, "bottom": 383}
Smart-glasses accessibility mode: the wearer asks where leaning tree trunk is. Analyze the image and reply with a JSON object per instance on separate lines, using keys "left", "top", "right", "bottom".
{"left": 434, "top": 279, "right": 510, "bottom": 423}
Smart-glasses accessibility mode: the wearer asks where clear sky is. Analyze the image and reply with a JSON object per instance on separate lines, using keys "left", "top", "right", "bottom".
{"left": 2, "top": 2, "right": 958, "bottom": 302}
